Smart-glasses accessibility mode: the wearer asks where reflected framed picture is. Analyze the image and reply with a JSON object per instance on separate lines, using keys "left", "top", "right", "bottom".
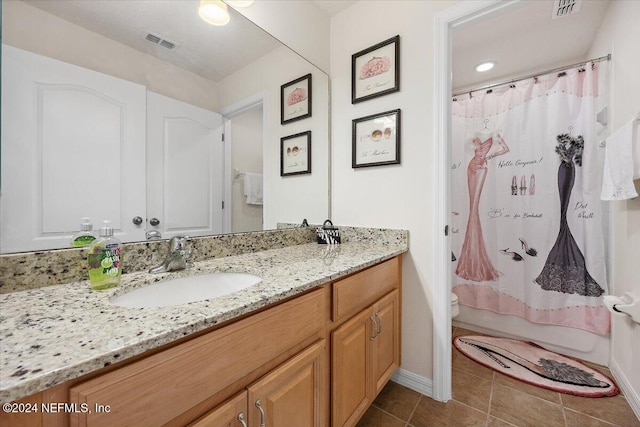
{"left": 281, "top": 131, "right": 312, "bottom": 176}
{"left": 281, "top": 73, "right": 312, "bottom": 124}
{"left": 351, "top": 35, "right": 400, "bottom": 104}
{"left": 352, "top": 109, "right": 401, "bottom": 168}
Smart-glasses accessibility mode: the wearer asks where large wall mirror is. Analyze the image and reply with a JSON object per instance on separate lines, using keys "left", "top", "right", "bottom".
{"left": 0, "top": 0, "right": 330, "bottom": 254}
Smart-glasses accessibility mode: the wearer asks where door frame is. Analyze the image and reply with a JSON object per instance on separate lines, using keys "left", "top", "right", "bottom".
{"left": 220, "top": 91, "right": 268, "bottom": 233}
{"left": 432, "top": 0, "right": 521, "bottom": 402}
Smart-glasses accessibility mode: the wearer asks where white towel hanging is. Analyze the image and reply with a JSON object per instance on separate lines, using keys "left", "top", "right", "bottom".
{"left": 243, "top": 173, "right": 263, "bottom": 205}
{"left": 600, "top": 116, "right": 639, "bottom": 200}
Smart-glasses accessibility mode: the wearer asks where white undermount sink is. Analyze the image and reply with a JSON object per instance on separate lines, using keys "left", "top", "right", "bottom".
{"left": 110, "top": 273, "right": 262, "bottom": 308}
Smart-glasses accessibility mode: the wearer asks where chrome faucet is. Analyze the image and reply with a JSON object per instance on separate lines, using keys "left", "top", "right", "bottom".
{"left": 146, "top": 230, "right": 162, "bottom": 240}
{"left": 149, "top": 236, "right": 193, "bottom": 274}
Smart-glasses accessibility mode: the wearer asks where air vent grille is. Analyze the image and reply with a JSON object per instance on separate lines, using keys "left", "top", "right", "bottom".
{"left": 145, "top": 33, "right": 161, "bottom": 44}
{"left": 144, "top": 32, "right": 177, "bottom": 50}
{"left": 159, "top": 40, "right": 176, "bottom": 50}
{"left": 552, "top": 0, "right": 582, "bottom": 19}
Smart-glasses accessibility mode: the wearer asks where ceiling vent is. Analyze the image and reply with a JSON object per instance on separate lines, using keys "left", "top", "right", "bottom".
{"left": 552, "top": 0, "right": 582, "bottom": 19}
{"left": 144, "top": 32, "right": 177, "bottom": 50}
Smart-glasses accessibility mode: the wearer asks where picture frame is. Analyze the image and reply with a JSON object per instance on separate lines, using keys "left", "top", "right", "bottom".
{"left": 281, "top": 131, "right": 312, "bottom": 176}
{"left": 281, "top": 73, "right": 312, "bottom": 124}
{"left": 352, "top": 109, "right": 401, "bottom": 168}
{"left": 351, "top": 35, "right": 400, "bottom": 104}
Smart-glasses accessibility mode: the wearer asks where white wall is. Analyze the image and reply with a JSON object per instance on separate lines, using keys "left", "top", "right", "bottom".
{"left": 331, "top": 0, "right": 457, "bottom": 383}
{"left": 218, "top": 46, "right": 330, "bottom": 228}
{"left": 232, "top": 107, "right": 264, "bottom": 233}
{"left": 229, "top": 1, "right": 330, "bottom": 74}
{"left": 2, "top": 0, "right": 219, "bottom": 112}
{"left": 589, "top": 0, "right": 640, "bottom": 416}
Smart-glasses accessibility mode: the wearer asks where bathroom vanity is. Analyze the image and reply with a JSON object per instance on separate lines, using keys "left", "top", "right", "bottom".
{"left": 0, "top": 230, "right": 406, "bottom": 427}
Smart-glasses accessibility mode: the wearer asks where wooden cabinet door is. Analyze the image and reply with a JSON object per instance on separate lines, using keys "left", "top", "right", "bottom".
{"left": 371, "top": 290, "right": 401, "bottom": 396}
{"left": 247, "top": 340, "right": 326, "bottom": 427}
{"left": 331, "top": 308, "right": 374, "bottom": 427}
{"left": 189, "top": 391, "right": 248, "bottom": 427}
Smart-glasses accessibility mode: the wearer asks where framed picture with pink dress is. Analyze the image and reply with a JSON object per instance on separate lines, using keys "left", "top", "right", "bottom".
{"left": 281, "top": 73, "right": 312, "bottom": 124}
{"left": 352, "top": 35, "right": 400, "bottom": 104}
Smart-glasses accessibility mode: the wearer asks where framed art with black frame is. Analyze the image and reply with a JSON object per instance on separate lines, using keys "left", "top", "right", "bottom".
{"left": 352, "top": 109, "right": 401, "bottom": 168}
{"left": 281, "top": 131, "right": 312, "bottom": 176}
{"left": 351, "top": 35, "right": 400, "bottom": 104}
{"left": 281, "top": 73, "right": 312, "bottom": 124}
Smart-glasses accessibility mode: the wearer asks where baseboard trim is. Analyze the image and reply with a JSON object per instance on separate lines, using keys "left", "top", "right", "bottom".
{"left": 610, "top": 357, "right": 640, "bottom": 421}
{"left": 391, "top": 368, "right": 433, "bottom": 397}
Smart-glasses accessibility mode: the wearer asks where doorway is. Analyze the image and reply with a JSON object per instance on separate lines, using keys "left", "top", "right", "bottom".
{"left": 220, "top": 91, "right": 268, "bottom": 234}
{"left": 434, "top": 0, "right": 619, "bottom": 401}
{"left": 433, "top": 0, "right": 539, "bottom": 402}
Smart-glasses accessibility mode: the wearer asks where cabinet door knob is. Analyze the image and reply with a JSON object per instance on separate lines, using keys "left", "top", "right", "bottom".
{"left": 132, "top": 216, "right": 143, "bottom": 225}
{"left": 149, "top": 217, "right": 160, "bottom": 226}
{"left": 374, "top": 312, "right": 382, "bottom": 336}
{"left": 370, "top": 316, "right": 379, "bottom": 340}
{"left": 237, "top": 413, "right": 248, "bottom": 427}
{"left": 255, "top": 400, "right": 266, "bottom": 427}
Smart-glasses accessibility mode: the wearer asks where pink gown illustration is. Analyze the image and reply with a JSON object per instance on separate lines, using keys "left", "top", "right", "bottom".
{"left": 456, "top": 132, "right": 510, "bottom": 282}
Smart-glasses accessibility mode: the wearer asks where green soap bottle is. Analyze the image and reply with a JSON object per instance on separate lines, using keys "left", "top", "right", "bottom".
{"left": 87, "top": 220, "right": 122, "bottom": 290}
{"left": 71, "top": 217, "right": 96, "bottom": 247}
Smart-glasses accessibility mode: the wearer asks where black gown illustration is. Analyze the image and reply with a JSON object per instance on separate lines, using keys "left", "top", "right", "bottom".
{"left": 534, "top": 134, "right": 604, "bottom": 297}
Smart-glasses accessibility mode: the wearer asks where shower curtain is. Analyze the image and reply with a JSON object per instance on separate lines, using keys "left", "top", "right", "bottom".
{"left": 451, "top": 63, "right": 610, "bottom": 335}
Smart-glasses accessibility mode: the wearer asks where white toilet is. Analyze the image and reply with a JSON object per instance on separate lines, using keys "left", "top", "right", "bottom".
{"left": 451, "top": 292, "right": 460, "bottom": 318}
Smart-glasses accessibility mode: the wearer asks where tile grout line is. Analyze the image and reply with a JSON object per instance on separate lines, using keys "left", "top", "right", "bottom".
{"left": 370, "top": 402, "right": 413, "bottom": 426}
{"left": 403, "top": 393, "right": 422, "bottom": 427}
{"left": 563, "top": 407, "right": 621, "bottom": 426}
{"left": 486, "top": 371, "right": 495, "bottom": 426}
{"left": 452, "top": 365, "right": 495, "bottom": 383}
{"left": 559, "top": 393, "right": 568, "bottom": 426}
{"left": 560, "top": 389, "right": 636, "bottom": 426}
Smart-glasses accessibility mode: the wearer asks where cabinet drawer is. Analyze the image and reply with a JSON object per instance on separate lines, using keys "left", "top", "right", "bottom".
{"left": 332, "top": 257, "right": 400, "bottom": 322}
{"left": 69, "top": 287, "right": 326, "bottom": 427}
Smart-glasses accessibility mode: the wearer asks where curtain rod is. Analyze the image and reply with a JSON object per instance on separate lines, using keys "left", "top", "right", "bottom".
{"left": 452, "top": 53, "right": 611, "bottom": 98}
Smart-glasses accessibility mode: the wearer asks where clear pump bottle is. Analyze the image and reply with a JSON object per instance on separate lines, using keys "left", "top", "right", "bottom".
{"left": 71, "top": 217, "right": 96, "bottom": 247}
{"left": 87, "top": 220, "right": 122, "bottom": 290}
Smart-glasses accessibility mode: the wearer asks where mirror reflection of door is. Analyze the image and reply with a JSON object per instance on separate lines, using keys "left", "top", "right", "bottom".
{"left": 227, "top": 106, "right": 264, "bottom": 233}
{"left": 146, "top": 92, "right": 224, "bottom": 240}
{"left": 1, "top": 0, "right": 329, "bottom": 253}
{"left": 0, "top": 45, "right": 147, "bottom": 252}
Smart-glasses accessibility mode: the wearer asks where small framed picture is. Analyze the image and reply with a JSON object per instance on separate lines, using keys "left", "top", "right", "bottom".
{"left": 281, "top": 73, "right": 312, "bottom": 124}
{"left": 352, "top": 109, "right": 401, "bottom": 168}
{"left": 352, "top": 35, "right": 400, "bottom": 104}
{"left": 281, "top": 131, "right": 312, "bottom": 176}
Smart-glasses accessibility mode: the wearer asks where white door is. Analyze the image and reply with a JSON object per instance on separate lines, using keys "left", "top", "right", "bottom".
{"left": 0, "top": 45, "right": 146, "bottom": 253}
{"left": 146, "top": 91, "right": 224, "bottom": 240}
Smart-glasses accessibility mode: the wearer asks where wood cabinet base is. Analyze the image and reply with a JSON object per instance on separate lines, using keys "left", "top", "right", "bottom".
{"left": 1, "top": 255, "right": 402, "bottom": 427}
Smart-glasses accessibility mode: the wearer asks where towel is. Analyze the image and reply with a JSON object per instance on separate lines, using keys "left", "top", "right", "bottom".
{"left": 243, "top": 173, "right": 263, "bottom": 205}
{"left": 600, "top": 118, "right": 639, "bottom": 201}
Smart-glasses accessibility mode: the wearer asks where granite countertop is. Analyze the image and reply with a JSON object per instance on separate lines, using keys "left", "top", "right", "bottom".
{"left": 0, "top": 240, "right": 407, "bottom": 402}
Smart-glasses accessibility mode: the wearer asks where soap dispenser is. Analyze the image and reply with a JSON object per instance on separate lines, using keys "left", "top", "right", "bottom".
{"left": 71, "top": 217, "right": 97, "bottom": 247}
{"left": 87, "top": 220, "right": 122, "bottom": 290}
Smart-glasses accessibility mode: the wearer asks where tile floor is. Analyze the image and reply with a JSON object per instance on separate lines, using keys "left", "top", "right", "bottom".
{"left": 357, "top": 327, "right": 640, "bottom": 427}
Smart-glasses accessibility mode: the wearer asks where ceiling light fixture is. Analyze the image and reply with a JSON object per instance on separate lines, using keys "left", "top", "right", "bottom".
{"left": 199, "top": 0, "right": 230, "bottom": 26}
{"left": 225, "top": 0, "right": 254, "bottom": 6}
{"left": 475, "top": 61, "right": 495, "bottom": 72}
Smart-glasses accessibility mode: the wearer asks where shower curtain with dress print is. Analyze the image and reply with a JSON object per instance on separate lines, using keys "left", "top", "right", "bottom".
{"left": 451, "top": 63, "right": 610, "bottom": 335}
